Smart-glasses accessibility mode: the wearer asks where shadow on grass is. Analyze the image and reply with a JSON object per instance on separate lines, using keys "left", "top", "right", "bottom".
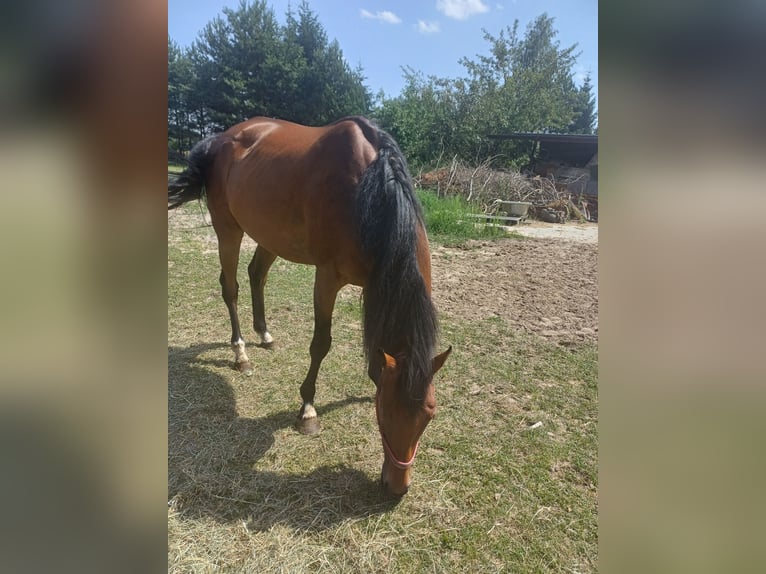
{"left": 168, "top": 344, "right": 396, "bottom": 532}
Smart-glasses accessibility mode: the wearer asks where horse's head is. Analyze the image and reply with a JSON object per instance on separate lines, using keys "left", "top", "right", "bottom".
{"left": 375, "top": 346, "right": 452, "bottom": 496}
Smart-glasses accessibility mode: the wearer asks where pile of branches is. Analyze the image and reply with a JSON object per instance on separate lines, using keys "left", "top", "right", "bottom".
{"left": 413, "top": 155, "right": 595, "bottom": 222}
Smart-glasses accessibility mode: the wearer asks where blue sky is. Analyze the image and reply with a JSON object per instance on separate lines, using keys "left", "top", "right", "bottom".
{"left": 168, "top": 0, "right": 597, "bottom": 107}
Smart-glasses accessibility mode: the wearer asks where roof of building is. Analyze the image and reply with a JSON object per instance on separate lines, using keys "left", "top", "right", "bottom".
{"left": 487, "top": 132, "right": 598, "bottom": 167}
{"left": 486, "top": 132, "right": 597, "bottom": 145}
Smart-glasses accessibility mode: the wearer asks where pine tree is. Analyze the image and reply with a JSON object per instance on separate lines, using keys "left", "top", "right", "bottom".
{"left": 568, "top": 74, "right": 597, "bottom": 134}
{"left": 169, "top": 0, "right": 371, "bottom": 142}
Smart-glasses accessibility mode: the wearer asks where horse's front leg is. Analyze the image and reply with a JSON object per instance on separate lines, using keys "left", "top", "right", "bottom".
{"left": 296, "top": 267, "right": 342, "bottom": 435}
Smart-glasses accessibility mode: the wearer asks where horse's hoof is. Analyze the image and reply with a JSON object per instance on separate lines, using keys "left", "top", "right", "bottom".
{"left": 235, "top": 361, "right": 253, "bottom": 375}
{"left": 258, "top": 332, "right": 274, "bottom": 349}
{"left": 296, "top": 417, "right": 321, "bottom": 435}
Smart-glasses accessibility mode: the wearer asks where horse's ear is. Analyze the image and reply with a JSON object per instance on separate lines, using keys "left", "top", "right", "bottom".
{"left": 432, "top": 346, "right": 452, "bottom": 376}
{"left": 377, "top": 348, "right": 398, "bottom": 370}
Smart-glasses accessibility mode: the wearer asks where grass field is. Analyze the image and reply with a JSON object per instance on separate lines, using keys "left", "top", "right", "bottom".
{"left": 168, "top": 201, "right": 598, "bottom": 573}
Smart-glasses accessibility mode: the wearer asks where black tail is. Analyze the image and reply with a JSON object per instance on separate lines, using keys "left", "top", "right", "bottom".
{"left": 168, "top": 135, "right": 220, "bottom": 210}
{"left": 354, "top": 123, "right": 438, "bottom": 405}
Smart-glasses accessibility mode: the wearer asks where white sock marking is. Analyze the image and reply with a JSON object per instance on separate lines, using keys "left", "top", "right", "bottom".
{"left": 232, "top": 338, "right": 250, "bottom": 364}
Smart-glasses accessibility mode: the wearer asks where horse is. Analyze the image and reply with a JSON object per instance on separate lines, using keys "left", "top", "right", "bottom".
{"left": 168, "top": 116, "right": 451, "bottom": 496}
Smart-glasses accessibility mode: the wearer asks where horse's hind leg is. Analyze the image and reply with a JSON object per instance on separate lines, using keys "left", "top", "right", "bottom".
{"left": 248, "top": 245, "right": 277, "bottom": 348}
{"left": 296, "top": 266, "right": 342, "bottom": 435}
{"left": 215, "top": 225, "right": 251, "bottom": 372}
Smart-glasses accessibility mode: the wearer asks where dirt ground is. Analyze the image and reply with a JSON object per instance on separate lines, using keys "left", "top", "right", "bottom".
{"left": 430, "top": 223, "right": 598, "bottom": 344}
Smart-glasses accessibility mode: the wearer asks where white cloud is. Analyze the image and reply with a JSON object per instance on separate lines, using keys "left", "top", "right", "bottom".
{"left": 360, "top": 9, "right": 402, "bottom": 24}
{"left": 417, "top": 20, "right": 441, "bottom": 34}
{"left": 436, "top": 0, "right": 489, "bottom": 20}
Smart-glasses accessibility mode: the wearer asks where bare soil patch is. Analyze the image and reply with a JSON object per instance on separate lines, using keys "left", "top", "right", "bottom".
{"left": 513, "top": 221, "right": 598, "bottom": 244}
{"left": 431, "top": 235, "right": 598, "bottom": 344}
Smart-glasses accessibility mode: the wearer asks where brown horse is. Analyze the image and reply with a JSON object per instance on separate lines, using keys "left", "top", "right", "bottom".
{"left": 168, "top": 116, "right": 451, "bottom": 496}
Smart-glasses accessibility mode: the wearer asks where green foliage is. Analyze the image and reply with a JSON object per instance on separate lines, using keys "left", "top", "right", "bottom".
{"left": 283, "top": 3, "right": 370, "bottom": 125}
{"left": 168, "top": 38, "right": 199, "bottom": 156}
{"left": 168, "top": 1, "right": 371, "bottom": 154}
{"left": 374, "top": 13, "right": 597, "bottom": 168}
{"left": 416, "top": 189, "right": 507, "bottom": 244}
{"left": 568, "top": 73, "right": 598, "bottom": 134}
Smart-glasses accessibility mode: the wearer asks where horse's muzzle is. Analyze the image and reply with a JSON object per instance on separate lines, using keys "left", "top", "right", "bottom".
{"left": 381, "top": 463, "right": 410, "bottom": 496}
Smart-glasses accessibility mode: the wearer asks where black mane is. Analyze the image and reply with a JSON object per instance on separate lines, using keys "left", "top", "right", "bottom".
{"left": 352, "top": 120, "right": 438, "bottom": 407}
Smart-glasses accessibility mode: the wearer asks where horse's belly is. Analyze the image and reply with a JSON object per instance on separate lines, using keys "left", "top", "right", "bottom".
{"left": 241, "top": 220, "right": 314, "bottom": 264}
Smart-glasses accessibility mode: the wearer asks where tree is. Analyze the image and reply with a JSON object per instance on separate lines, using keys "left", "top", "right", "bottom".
{"left": 168, "top": 37, "right": 196, "bottom": 156}
{"left": 373, "top": 68, "right": 479, "bottom": 166}
{"left": 375, "top": 13, "right": 590, "bottom": 167}
{"left": 189, "top": 0, "right": 286, "bottom": 130}
{"left": 168, "top": 0, "right": 371, "bottom": 150}
{"left": 568, "top": 73, "right": 597, "bottom": 134}
{"left": 460, "top": 14, "right": 582, "bottom": 135}
{"left": 285, "top": 1, "right": 371, "bottom": 125}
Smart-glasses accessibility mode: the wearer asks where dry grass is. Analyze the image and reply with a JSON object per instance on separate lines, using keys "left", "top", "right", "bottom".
{"left": 168, "top": 204, "right": 598, "bottom": 573}
{"left": 413, "top": 159, "right": 594, "bottom": 222}
{"left": 415, "top": 161, "right": 537, "bottom": 208}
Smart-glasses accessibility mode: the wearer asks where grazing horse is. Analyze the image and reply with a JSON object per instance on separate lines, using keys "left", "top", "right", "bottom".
{"left": 168, "top": 116, "right": 451, "bottom": 496}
